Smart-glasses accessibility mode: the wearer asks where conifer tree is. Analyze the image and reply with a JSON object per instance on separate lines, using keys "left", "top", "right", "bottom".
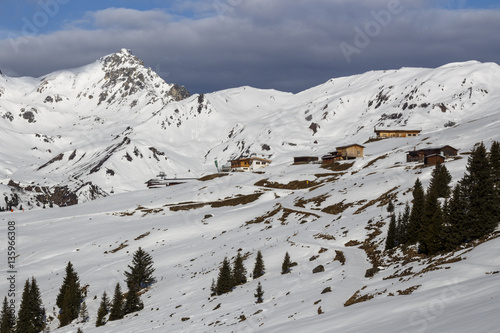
{"left": 254, "top": 282, "right": 264, "bottom": 304}
{"left": 16, "top": 278, "right": 45, "bottom": 333}
{"left": 215, "top": 257, "right": 233, "bottom": 295}
{"left": 56, "top": 262, "right": 82, "bottom": 310}
{"left": 123, "top": 284, "right": 143, "bottom": 316}
{"left": 443, "top": 183, "right": 468, "bottom": 250}
{"left": 429, "top": 163, "right": 452, "bottom": 198}
{"left": 232, "top": 252, "right": 247, "bottom": 286}
{"left": 490, "top": 141, "right": 500, "bottom": 187}
{"left": 398, "top": 203, "right": 411, "bottom": 245}
{"left": 385, "top": 214, "right": 397, "bottom": 250}
{"left": 0, "top": 296, "right": 15, "bottom": 333}
{"left": 78, "top": 301, "right": 89, "bottom": 323}
{"left": 462, "top": 142, "right": 498, "bottom": 238}
{"left": 426, "top": 205, "right": 445, "bottom": 255}
{"left": 124, "top": 248, "right": 156, "bottom": 290}
{"left": 281, "top": 252, "right": 292, "bottom": 274}
{"left": 108, "top": 283, "right": 124, "bottom": 321}
{"left": 387, "top": 200, "right": 395, "bottom": 213}
{"left": 76, "top": 328, "right": 83, "bottom": 333}
{"left": 59, "top": 276, "right": 81, "bottom": 327}
{"left": 407, "top": 179, "right": 425, "bottom": 244}
{"left": 210, "top": 279, "right": 216, "bottom": 297}
{"left": 95, "top": 292, "right": 109, "bottom": 327}
{"left": 419, "top": 182, "right": 441, "bottom": 254}
{"left": 252, "top": 251, "right": 265, "bottom": 279}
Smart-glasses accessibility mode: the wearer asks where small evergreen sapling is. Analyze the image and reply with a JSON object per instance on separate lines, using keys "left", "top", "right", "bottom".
{"left": 252, "top": 251, "right": 265, "bottom": 279}
{"left": 232, "top": 252, "right": 247, "bottom": 286}
{"left": 215, "top": 257, "right": 233, "bottom": 295}
{"left": 108, "top": 283, "right": 124, "bottom": 321}
{"left": 254, "top": 282, "right": 264, "bottom": 304}
{"left": 124, "top": 247, "right": 156, "bottom": 291}
{"left": 0, "top": 296, "right": 16, "bottom": 333}
{"left": 95, "top": 292, "right": 109, "bottom": 327}
{"left": 281, "top": 252, "right": 292, "bottom": 274}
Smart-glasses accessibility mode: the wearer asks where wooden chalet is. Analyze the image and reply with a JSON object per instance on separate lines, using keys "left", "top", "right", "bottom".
{"left": 294, "top": 156, "right": 319, "bottom": 164}
{"left": 336, "top": 144, "right": 365, "bottom": 159}
{"left": 375, "top": 128, "right": 421, "bottom": 138}
{"left": 230, "top": 157, "right": 271, "bottom": 172}
{"left": 424, "top": 154, "right": 445, "bottom": 166}
{"left": 407, "top": 145, "right": 458, "bottom": 164}
{"left": 321, "top": 152, "right": 342, "bottom": 164}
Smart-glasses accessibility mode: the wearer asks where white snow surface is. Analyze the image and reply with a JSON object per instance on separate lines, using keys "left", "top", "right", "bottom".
{"left": 0, "top": 52, "right": 499, "bottom": 332}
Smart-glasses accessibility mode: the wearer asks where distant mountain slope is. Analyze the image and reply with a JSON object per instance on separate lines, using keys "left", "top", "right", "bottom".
{"left": 1, "top": 51, "right": 499, "bottom": 207}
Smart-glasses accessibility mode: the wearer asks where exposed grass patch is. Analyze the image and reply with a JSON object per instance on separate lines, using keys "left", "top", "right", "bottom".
{"left": 362, "top": 154, "right": 388, "bottom": 169}
{"left": 314, "top": 233, "right": 336, "bottom": 240}
{"left": 211, "top": 193, "right": 263, "bottom": 208}
{"left": 397, "top": 285, "right": 421, "bottom": 295}
{"left": 294, "top": 193, "right": 329, "bottom": 208}
{"left": 344, "top": 288, "right": 386, "bottom": 307}
{"left": 105, "top": 241, "right": 129, "bottom": 254}
{"left": 134, "top": 232, "right": 150, "bottom": 241}
{"left": 320, "top": 162, "right": 354, "bottom": 172}
{"left": 255, "top": 179, "right": 318, "bottom": 190}
{"left": 334, "top": 250, "right": 346, "bottom": 265}
{"left": 354, "top": 186, "right": 399, "bottom": 214}
{"left": 198, "top": 173, "right": 228, "bottom": 181}
{"left": 245, "top": 204, "right": 282, "bottom": 225}
{"left": 169, "top": 203, "right": 207, "bottom": 211}
{"left": 322, "top": 200, "right": 355, "bottom": 215}
{"left": 345, "top": 240, "right": 362, "bottom": 247}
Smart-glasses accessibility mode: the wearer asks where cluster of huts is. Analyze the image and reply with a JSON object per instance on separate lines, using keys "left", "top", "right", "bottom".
{"left": 294, "top": 128, "right": 458, "bottom": 167}
{"left": 147, "top": 127, "right": 459, "bottom": 188}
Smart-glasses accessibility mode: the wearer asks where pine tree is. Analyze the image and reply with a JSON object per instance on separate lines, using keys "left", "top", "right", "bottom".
{"left": 59, "top": 276, "right": 81, "bottom": 327}
{"left": 429, "top": 163, "right": 452, "bottom": 198}
{"left": 407, "top": 179, "right": 425, "bottom": 244}
{"left": 76, "top": 328, "right": 83, "bottom": 333}
{"left": 443, "top": 183, "right": 468, "bottom": 250}
{"left": 419, "top": 182, "right": 441, "bottom": 254}
{"left": 252, "top": 251, "right": 265, "bottom": 279}
{"left": 108, "top": 283, "right": 124, "bottom": 321}
{"left": 123, "top": 284, "right": 143, "bottom": 316}
{"left": 232, "top": 252, "right": 247, "bottom": 285}
{"left": 16, "top": 278, "right": 45, "bottom": 333}
{"left": 78, "top": 301, "right": 89, "bottom": 323}
{"left": 387, "top": 200, "right": 395, "bottom": 213}
{"left": 0, "top": 296, "right": 15, "bottom": 333}
{"left": 210, "top": 279, "right": 216, "bottom": 297}
{"left": 463, "top": 142, "right": 498, "bottom": 239}
{"left": 124, "top": 248, "right": 156, "bottom": 290}
{"left": 385, "top": 214, "right": 397, "bottom": 250}
{"left": 426, "top": 204, "right": 445, "bottom": 255}
{"left": 56, "top": 262, "right": 82, "bottom": 310}
{"left": 215, "top": 257, "right": 233, "bottom": 295}
{"left": 281, "top": 252, "right": 292, "bottom": 274}
{"left": 254, "top": 282, "right": 264, "bottom": 304}
{"left": 490, "top": 141, "right": 500, "bottom": 187}
{"left": 95, "top": 292, "right": 109, "bottom": 327}
{"left": 28, "top": 278, "right": 45, "bottom": 333}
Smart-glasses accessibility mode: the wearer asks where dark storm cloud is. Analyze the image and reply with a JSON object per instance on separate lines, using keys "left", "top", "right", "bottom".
{"left": 1, "top": 0, "right": 499, "bottom": 94}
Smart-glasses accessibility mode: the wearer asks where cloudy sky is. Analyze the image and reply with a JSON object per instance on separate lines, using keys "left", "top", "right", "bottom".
{"left": 1, "top": 0, "right": 500, "bottom": 94}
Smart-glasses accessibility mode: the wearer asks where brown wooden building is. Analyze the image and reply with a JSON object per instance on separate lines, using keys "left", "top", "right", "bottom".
{"left": 407, "top": 145, "right": 458, "bottom": 163}
{"left": 375, "top": 128, "right": 421, "bottom": 138}
{"left": 294, "top": 156, "right": 319, "bottom": 164}
{"left": 230, "top": 157, "right": 271, "bottom": 171}
{"left": 336, "top": 144, "right": 365, "bottom": 159}
{"left": 424, "top": 154, "right": 445, "bottom": 166}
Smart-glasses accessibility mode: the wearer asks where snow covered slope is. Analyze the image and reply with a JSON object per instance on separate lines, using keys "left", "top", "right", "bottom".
{"left": 1, "top": 54, "right": 500, "bottom": 205}
{"left": 0, "top": 55, "right": 499, "bottom": 332}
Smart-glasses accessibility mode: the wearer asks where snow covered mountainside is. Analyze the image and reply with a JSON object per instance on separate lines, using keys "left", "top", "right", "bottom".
{"left": 1, "top": 51, "right": 500, "bottom": 205}
{"left": 0, "top": 53, "right": 500, "bottom": 332}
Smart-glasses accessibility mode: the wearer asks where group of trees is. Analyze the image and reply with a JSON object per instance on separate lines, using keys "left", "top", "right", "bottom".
{"left": 0, "top": 277, "right": 45, "bottom": 333}
{"left": 0, "top": 247, "right": 155, "bottom": 332}
{"left": 212, "top": 251, "right": 293, "bottom": 303}
{"left": 386, "top": 142, "right": 500, "bottom": 255}
{"left": 96, "top": 247, "right": 155, "bottom": 328}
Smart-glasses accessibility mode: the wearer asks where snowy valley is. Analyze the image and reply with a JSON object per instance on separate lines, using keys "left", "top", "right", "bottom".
{"left": 0, "top": 51, "right": 500, "bottom": 332}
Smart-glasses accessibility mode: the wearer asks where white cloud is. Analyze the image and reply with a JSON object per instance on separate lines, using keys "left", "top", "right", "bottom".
{"left": 0, "top": 2, "right": 499, "bottom": 94}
